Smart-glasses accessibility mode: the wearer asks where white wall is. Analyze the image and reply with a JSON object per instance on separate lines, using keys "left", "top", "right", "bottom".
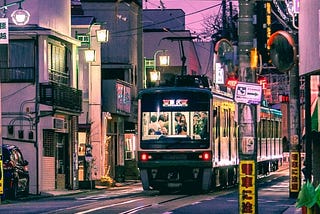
{"left": 299, "top": 0, "right": 320, "bottom": 75}
{"left": 5, "top": 0, "right": 71, "bottom": 36}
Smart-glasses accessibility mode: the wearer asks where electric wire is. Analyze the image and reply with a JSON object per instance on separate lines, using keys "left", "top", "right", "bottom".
{"left": 111, "top": 3, "right": 221, "bottom": 36}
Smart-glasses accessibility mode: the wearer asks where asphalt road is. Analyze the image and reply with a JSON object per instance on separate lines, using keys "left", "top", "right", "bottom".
{"left": 0, "top": 168, "right": 298, "bottom": 214}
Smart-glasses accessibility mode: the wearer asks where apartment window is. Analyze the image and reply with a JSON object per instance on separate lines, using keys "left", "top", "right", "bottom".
{"left": 43, "top": 130, "right": 55, "bottom": 157}
{"left": 0, "top": 40, "right": 35, "bottom": 83}
{"left": 48, "top": 41, "right": 69, "bottom": 85}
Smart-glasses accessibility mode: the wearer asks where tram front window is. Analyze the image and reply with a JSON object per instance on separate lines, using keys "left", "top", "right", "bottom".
{"left": 142, "top": 111, "right": 209, "bottom": 141}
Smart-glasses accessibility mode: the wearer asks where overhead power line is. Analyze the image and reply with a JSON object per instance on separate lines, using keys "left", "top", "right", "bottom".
{"left": 111, "top": 3, "right": 221, "bottom": 36}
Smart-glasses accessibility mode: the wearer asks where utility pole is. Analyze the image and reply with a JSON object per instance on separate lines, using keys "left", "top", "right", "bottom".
{"left": 237, "top": 1, "right": 258, "bottom": 213}
{"left": 267, "top": 28, "right": 300, "bottom": 198}
{"left": 289, "top": 59, "right": 301, "bottom": 199}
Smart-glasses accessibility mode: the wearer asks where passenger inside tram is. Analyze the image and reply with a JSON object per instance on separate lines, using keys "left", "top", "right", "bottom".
{"left": 142, "top": 111, "right": 208, "bottom": 140}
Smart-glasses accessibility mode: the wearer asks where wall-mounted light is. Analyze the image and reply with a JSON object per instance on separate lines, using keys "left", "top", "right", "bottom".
{"left": 96, "top": 29, "right": 109, "bottom": 43}
{"left": 85, "top": 49, "right": 96, "bottom": 62}
{"left": 11, "top": 3, "right": 30, "bottom": 26}
{"left": 159, "top": 55, "right": 170, "bottom": 66}
{"left": 153, "top": 49, "right": 169, "bottom": 71}
{"left": 150, "top": 70, "right": 160, "bottom": 82}
{"left": 151, "top": 50, "right": 169, "bottom": 83}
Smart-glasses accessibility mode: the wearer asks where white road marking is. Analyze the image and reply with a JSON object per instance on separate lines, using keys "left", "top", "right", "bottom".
{"left": 75, "top": 198, "right": 143, "bottom": 214}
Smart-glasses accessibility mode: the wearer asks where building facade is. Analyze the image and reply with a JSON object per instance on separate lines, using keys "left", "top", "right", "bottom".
{"left": 72, "top": 0, "right": 143, "bottom": 184}
{"left": 1, "top": 0, "right": 82, "bottom": 193}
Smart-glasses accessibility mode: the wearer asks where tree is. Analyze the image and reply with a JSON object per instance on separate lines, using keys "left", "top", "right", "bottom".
{"left": 200, "top": 2, "right": 238, "bottom": 43}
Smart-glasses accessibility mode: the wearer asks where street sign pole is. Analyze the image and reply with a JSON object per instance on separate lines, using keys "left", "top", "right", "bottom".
{"left": 237, "top": 1, "right": 258, "bottom": 213}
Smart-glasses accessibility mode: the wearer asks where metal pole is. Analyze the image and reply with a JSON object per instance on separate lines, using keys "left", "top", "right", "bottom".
{"left": 238, "top": 1, "right": 257, "bottom": 213}
{"left": 153, "top": 50, "right": 163, "bottom": 84}
{"left": 304, "top": 75, "right": 312, "bottom": 182}
{"left": 143, "top": 57, "right": 147, "bottom": 88}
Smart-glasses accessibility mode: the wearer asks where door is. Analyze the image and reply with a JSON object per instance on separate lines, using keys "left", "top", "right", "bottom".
{"left": 56, "top": 133, "right": 69, "bottom": 189}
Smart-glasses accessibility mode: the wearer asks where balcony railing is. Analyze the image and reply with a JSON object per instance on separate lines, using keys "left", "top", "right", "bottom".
{"left": 40, "top": 82, "right": 82, "bottom": 114}
{"left": 0, "top": 67, "right": 35, "bottom": 83}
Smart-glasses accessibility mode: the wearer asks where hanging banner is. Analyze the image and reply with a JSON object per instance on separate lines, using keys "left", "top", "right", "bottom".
{"left": 0, "top": 18, "right": 9, "bottom": 44}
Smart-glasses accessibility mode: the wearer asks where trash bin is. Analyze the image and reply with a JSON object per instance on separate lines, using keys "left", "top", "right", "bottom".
{"left": 115, "top": 165, "right": 125, "bottom": 182}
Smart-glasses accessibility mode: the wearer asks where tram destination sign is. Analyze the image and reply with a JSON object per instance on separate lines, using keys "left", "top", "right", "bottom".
{"left": 234, "top": 82, "right": 262, "bottom": 105}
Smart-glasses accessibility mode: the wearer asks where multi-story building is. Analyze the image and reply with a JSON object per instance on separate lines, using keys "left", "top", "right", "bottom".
{"left": 1, "top": 0, "right": 82, "bottom": 193}
{"left": 71, "top": 0, "right": 143, "bottom": 184}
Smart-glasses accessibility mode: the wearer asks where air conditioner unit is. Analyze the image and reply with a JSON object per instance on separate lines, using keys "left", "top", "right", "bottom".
{"left": 53, "top": 118, "right": 67, "bottom": 131}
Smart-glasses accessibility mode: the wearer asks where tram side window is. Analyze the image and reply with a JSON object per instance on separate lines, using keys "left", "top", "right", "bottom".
{"left": 222, "top": 109, "right": 228, "bottom": 137}
{"left": 268, "top": 120, "right": 272, "bottom": 138}
{"left": 280, "top": 121, "right": 282, "bottom": 138}
{"left": 230, "top": 110, "right": 235, "bottom": 137}
{"left": 272, "top": 120, "right": 275, "bottom": 138}
{"left": 257, "top": 120, "right": 261, "bottom": 138}
{"left": 212, "top": 108, "right": 217, "bottom": 139}
{"left": 262, "top": 119, "right": 267, "bottom": 138}
{"left": 216, "top": 107, "right": 221, "bottom": 138}
{"left": 275, "top": 121, "right": 278, "bottom": 138}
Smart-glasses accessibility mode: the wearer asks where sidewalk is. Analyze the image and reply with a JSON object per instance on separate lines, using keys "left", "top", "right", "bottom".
{"left": 17, "top": 180, "right": 141, "bottom": 201}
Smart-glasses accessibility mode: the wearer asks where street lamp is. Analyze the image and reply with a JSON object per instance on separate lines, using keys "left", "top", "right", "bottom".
{"left": 83, "top": 28, "right": 109, "bottom": 62}
{"left": 0, "top": 1, "right": 30, "bottom": 26}
{"left": 76, "top": 22, "right": 109, "bottom": 62}
{"left": 149, "top": 50, "right": 169, "bottom": 84}
{"left": 11, "top": 7, "right": 30, "bottom": 26}
{"left": 84, "top": 49, "right": 96, "bottom": 62}
{"left": 96, "top": 29, "right": 109, "bottom": 43}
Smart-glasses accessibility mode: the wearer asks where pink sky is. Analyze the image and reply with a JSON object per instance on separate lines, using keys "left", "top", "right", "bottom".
{"left": 143, "top": 0, "right": 222, "bottom": 34}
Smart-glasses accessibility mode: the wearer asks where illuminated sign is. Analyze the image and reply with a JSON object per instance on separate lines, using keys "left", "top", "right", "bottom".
{"left": 163, "top": 99, "right": 188, "bottom": 107}
{"left": 239, "top": 160, "right": 256, "bottom": 214}
{"left": 257, "top": 76, "right": 268, "bottom": 90}
{"left": 215, "top": 63, "right": 224, "bottom": 84}
{"left": 235, "top": 82, "right": 262, "bottom": 105}
{"left": 266, "top": 2, "right": 271, "bottom": 51}
{"left": 290, "top": 152, "right": 300, "bottom": 192}
{"left": 116, "top": 83, "right": 131, "bottom": 113}
{"left": 226, "top": 76, "right": 238, "bottom": 89}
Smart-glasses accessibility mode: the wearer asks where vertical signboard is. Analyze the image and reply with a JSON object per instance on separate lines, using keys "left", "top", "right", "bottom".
{"left": 290, "top": 152, "right": 300, "bottom": 193}
{"left": 239, "top": 160, "right": 256, "bottom": 213}
{"left": 116, "top": 83, "right": 131, "bottom": 113}
{"left": 0, "top": 18, "right": 8, "bottom": 44}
